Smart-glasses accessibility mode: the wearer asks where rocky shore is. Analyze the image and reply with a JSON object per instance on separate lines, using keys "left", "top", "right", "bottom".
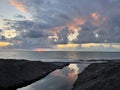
{"left": 72, "top": 61, "right": 120, "bottom": 90}
{"left": 1, "top": 59, "right": 120, "bottom": 90}
{"left": 0, "top": 59, "right": 68, "bottom": 90}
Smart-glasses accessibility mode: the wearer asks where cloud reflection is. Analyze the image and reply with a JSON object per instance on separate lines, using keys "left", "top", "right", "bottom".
{"left": 18, "top": 64, "right": 88, "bottom": 90}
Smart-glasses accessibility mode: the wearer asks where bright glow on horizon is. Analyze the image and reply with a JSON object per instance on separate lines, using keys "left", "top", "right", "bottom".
{"left": 33, "top": 43, "right": 120, "bottom": 51}
{"left": 55, "top": 43, "right": 120, "bottom": 50}
{"left": 0, "top": 42, "right": 13, "bottom": 47}
{"left": 57, "top": 44, "right": 79, "bottom": 49}
{"left": 81, "top": 43, "right": 110, "bottom": 48}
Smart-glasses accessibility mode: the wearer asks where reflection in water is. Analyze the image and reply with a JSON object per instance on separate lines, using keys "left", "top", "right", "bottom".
{"left": 18, "top": 64, "right": 88, "bottom": 90}
{"left": 68, "top": 64, "right": 79, "bottom": 80}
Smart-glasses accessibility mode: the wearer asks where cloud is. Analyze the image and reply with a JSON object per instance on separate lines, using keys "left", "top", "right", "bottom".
{"left": 8, "top": 20, "right": 54, "bottom": 31}
{"left": 13, "top": 14, "right": 26, "bottom": 19}
{"left": 23, "top": 30, "right": 48, "bottom": 38}
{"left": 2, "top": 0, "right": 120, "bottom": 49}
{"left": 0, "top": 42, "right": 12, "bottom": 47}
{"left": 91, "top": 12, "right": 100, "bottom": 20}
{"left": 53, "top": 27, "right": 69, "bottom": 44}
{"left": 9, "top": 0, "right": 27, "bottom": 13}
{"left": 1, "top": 18, "right": 55, "bottom": 49}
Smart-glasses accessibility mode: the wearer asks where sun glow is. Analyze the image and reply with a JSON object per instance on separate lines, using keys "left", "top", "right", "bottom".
{"left": 34, "top": 48, "right": 45, "bottom": 52}
{"left": 81, "top": 43, "right": 110, "bottom": 48}
{"left": 0, "top": 42, "right": 13, "bottom": 47}
{"left": 57, "top": 44, "right": 79, "bottom": 49}
{"left": 3, "top": 30, "right": 17, "bottom": 39}
{"left": 112, "top": 44, "right": 120, "bottom": 49}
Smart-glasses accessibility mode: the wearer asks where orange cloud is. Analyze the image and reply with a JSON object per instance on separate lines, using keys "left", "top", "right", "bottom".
{"left": 0, "top": 42, "right": 13, "bottom": 47}
{"left": 9, "top": 0, "right": 27, "bottom": 12}
{"left": 91, "top": 12, "right": 99, "bottom": 20}
{"left": 91, "top": 12, "right": 107, "bottom": 25}
{"left": 67, "top": 18, "right": 85, "bottom": 31}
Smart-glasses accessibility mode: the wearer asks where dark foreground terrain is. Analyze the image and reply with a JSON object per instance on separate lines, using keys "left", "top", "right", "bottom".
{"left": 1, "top": 59, "right": 120, "bottom": 90}
{"left": 0, "top": 59, "right": 68, "bottom": 90}
{"left": 72, "top": 61, "right": 120, "bottom": 90}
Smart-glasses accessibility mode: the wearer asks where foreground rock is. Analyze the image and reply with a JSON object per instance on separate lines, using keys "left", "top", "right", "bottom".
{"left": 0, "top": 59, "right": 68, "bottom": 90}
{"left": 72, "top": 61, "right": 120, "bottom": 90}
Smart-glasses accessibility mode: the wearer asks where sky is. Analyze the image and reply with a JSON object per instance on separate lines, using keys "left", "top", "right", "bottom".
{"left": 0, "top": 0, "right": 120, "bottom": 50}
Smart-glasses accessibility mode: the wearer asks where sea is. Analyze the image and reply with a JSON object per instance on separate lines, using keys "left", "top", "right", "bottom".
{"left": 0, "top": 51, "right": 120, "bottom": 90}
{"left": 0, "top": 51, "right": 120, "bottom": 61}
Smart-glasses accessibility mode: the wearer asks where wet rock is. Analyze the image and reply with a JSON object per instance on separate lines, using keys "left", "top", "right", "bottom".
{"left": 0, "top": 59, "right": 68, "bottom": 90}
{"left": 72, "top": 61, "right": 120, "bottom": 90}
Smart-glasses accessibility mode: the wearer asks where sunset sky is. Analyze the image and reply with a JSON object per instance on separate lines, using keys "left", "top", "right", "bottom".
{"left": 0, "top": 0, "right": 120, "bottom": 50}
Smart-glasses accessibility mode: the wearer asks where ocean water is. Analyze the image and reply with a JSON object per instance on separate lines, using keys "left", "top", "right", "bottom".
{"left": 0, "top": 51, "right": 120, "bottom": 62}
{"left": 0, "top": 51, "right": 120, "bottom": 90}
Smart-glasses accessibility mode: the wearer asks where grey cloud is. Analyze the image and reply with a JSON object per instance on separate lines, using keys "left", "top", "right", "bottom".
{"left": 52, "top": 27, "right": 69, "bottom": 44}
{"left": 13, "top": 14, "right": 26, "bottom": 19}
{"left": 9, "top": 20, "right": 54, "bottom": 31}
{"left": 72, "top": 18, "right": 120, "bottom": 43}
{"left": 0, "top": 29, "right": 6, "bottom": 41}
{"left": 9, "top": 0, "right": 120, "bottom": 27}
{"left": 101, "top": 15, "right": 120, "bottom": 43}
{"left": 3, "top": 0, "right": 120, "bottom": 49}
{"left": 22, "top": 30, "right": 48, "bottom": 38}
{"left": 2, "top": 19, "right": 53, "bottom": 48}
{"left": 9, "top": 36, "right": 52, "bottom": 49}
{"left": 0, "top": 36, "right": 6, "bottom": 41}
{"left": 0, "top": 29, "right": 3, "bottom": 32}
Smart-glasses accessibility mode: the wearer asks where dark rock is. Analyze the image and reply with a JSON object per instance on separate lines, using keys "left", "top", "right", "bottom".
{"left": 0, "top": 59, "right": 69, "bottom": 90}
{"left": 72, "top": 61, "right": 120, "bottom": 90}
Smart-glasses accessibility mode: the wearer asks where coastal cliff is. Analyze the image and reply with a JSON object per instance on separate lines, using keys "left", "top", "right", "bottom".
{"left": 72, "top": 61, "right": 120, "bottom": 90}
{"left": 0, "top": 59, "right": 68, "bottom": 90}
